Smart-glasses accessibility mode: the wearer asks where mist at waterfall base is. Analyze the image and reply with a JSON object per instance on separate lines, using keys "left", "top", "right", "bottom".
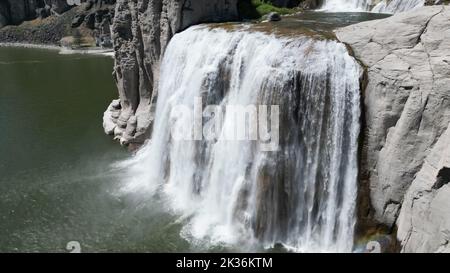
{"left": 117, "top": 24, "right": 362, "bottom": 253}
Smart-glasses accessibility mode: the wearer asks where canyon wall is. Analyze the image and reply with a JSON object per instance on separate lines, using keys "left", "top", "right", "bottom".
{"left": 0, "top": 0, "right": 71, "bottom": 26}
{"left": 397, "top": 126, "right": 450, "bottom": 252}
{"left": 0, "top": 0, "right": 115, "bottom": 47}
{"left": 0, "top": 1, "right": 8, "bottom": 28}
{"left": 337, "top": 5, "right": 450, "bottom": 252}
{"left": 103, "top": 0, "right": 238, "bottom": 146}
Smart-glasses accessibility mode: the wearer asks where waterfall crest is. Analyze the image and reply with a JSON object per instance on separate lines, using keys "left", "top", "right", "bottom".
{"left": 321, "top": 0, "right": 370, "bottom": 12}
{"left": 321, "top": 0, "right": 425, "bottom": 13}
{"left": 121, "top": 26, "right": 362, "bottom": 252}
{"left": 372, "top": 0, "right": 425, "bottom": 13}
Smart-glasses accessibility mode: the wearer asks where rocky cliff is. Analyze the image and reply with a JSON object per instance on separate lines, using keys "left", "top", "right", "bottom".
{"left": 102, "top": 1, "right": 450, "bottom": 252}
{"left": 0, "top": 0, "right": 115, "bottom": 47}
{"left": 103, "top": 0, "right": 238, "bottom": 146}
{"left": 397, "top": 126, "right": 450, "bottom": 252}
{"left": 337, "top": 6, "right": 450, "bottom": 252}
{"left": 0, "top": 0, "right": 71, "bottom": 27}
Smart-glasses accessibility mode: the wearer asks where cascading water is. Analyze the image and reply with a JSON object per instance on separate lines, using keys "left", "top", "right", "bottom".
{"left": 372, "top": 0, "right": 425, "bottom": 13}
{"left": 321, "top": 0, "right": 425, "bottom": 13}
{"left": 320, "top": 0, "right": 370, "bottom": 12}
{"left": 120, "top": 25, "right": 362, "bottom": 252}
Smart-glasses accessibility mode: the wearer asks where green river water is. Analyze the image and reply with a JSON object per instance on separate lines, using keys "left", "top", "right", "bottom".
{"left": 0, "top": 47, "right": 192, "bottom": 252}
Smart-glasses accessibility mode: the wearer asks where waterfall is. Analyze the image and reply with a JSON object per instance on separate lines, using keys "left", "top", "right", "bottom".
{"left": 321, "top": 0, "right": 425, "bottom": 13}
{"left": 320, "top": 0, "right": 370, "bottom": 12}
{"left": 120, "top": 25, "right": 362, "bottom": 252}
{"left": 372, "top": 0, "right": 425, "bottom": 13}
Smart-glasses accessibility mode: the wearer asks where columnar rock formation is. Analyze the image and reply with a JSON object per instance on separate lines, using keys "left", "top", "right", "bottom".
{"left": 0, "top": 0, "right": 71, "bottom": 26}
{"left": 337, "top": 6, "right": 450, "bottom": 252}
{"left": 103, "top": 0, "right": 238, "bottom": 145}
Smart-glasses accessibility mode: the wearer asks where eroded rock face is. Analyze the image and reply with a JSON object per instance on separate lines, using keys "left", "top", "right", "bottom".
{"left": 1, "top": 0, "right": 36, "bottom": 25}
{"left": 47, "top": 0, "right": 72, "bottom": 15}
{"left": 0, "top": 1, "right": 115, "bottom": 37}
{"left": 0, "top": 0, "right": 71, "bottom": 26}
{"left": 104, "top": 0, "right": 238, "bottom": 146}
{"left": 397, "top": 126, "right": 450, "bottom": 252}
{"left": 336, "top": 5, "right": 450, "bottom": 251}
{"left": 77, "top": 0, "right": 116, "bottom": 48}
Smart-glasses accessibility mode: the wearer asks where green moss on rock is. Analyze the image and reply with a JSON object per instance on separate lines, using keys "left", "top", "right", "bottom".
{"left": 238, "top": 0, "right": 299, "bottom": 19}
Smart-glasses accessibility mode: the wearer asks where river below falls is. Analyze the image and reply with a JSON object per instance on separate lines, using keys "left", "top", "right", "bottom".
{"left": 0, "top": 11, "right": 390, "bottom": 253}
{"left": 0, "top": 47, "right": 200, "bottom": 252}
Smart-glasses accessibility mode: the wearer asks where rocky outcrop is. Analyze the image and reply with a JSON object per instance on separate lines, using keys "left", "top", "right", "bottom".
{"left": 268, "top": 0, "right": 301, "bottom": 7}
{"left": 104, "top": 0, "right": 238, "bottom": 146}
{"left": 337, "top": 6, "right": 450, "bottom": 251}
{"left": 71, "top": 0, "right": 116, "bottom": 47}
{"left": 0, "top": 0, "right": 115, "bottom": 47}
{"left": 0, "top": 0, "right": 70, "bottom": 26}
{"left": 0, "top": 1, "right": 9, "bottom": 28}
{"left": 0, "top": 0, "right": 38, "bottom": 25}
{"left": 299, "top": 0, "right": 320, "bottom": 9}
{"left": 397, "top": 126, "right": 450, "bottom": 252}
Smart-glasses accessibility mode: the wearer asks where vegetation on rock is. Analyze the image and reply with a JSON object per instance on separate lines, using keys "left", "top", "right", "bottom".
{"left": 238, "top": 0, "right": 300, "bottom": 19}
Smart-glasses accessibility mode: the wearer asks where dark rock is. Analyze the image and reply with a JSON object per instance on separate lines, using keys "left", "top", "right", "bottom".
{"left": 104, "top": 0, "right": 238, "bottom": 145}
{"left": 0, "top": 0, "right": 116, "bottom": 48}
{"left": 36, "top": 7, "right": 51, "bottom": 19}
{"left": 84, "top": 0, "right": 94, "bottom": 11}
{"left": 48, "top": 0, "right": 71, "bottom": 15}
{"left": 0, "top": 1, "right": 10, "bottom": 28}
{"left": 267, "top": 12, "right": 281, "bottom": 21}
{"left": 84, "top": 12, "right": 96, "bottom": 29}
{"left": 337, "top": 6, "right": 450, "bottom": 252}
{"left": 425, "top": 0, "right": 442, "bottom": 5}
{"left": 300, "top": 0, "right": 320, "bottom": 9}
{"left": 433, "top": 167, "right": 450, "bottom": 190}
{"left": 71, "top": 13, "right": 86, "bottom": 28}
{"left": 7, "top": 0, "right": 37, "bottom": 24}
{"left": 268, "top": 0, "right": 300, "bottom": 8}
{"left": 0, "top": 0, "right": 71, "bottom": 27}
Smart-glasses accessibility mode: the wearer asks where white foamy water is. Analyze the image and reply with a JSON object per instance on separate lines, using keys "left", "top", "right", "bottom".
{"left": 321, "top": 0, "right": 370, "bottom": 12}
{"left": 119, "top": 25, "right": 361, "bottom": 252}
{"left": 321, "top": 0, "right": 425, "bottom": 13}
{"left": 372, "top": 0, "right": 425, "bottom": 13}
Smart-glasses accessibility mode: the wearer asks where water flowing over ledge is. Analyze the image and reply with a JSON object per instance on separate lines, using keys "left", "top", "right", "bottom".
{"left": 372, "top": 0, "right": 425, "bottom": 13}
{"left": 119, "top": 25, "right": 362, "bottom": 252}
{"left": 321, "top": 0, "right": 425, "bottom": 13}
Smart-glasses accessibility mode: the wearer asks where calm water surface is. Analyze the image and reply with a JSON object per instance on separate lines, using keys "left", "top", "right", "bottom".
{"left": 0, "top": 47, "right": 191, "bottom": 252}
